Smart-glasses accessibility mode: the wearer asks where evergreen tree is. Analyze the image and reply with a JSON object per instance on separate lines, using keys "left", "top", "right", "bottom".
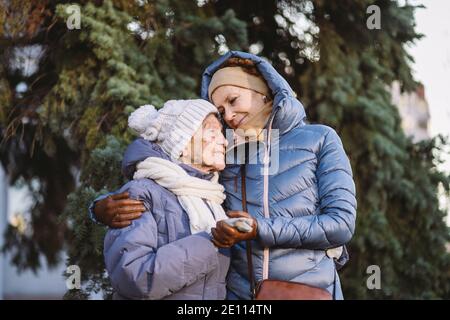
{"left": 1, "top": 0, "right": 448, "bottom": 299}
{"left": 0, "top": 0, "right": 247, "bottom": 298}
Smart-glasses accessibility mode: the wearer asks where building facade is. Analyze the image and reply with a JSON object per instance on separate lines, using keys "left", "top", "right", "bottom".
{"left": 391, "top": 81, "right": 431, "bottom": 142}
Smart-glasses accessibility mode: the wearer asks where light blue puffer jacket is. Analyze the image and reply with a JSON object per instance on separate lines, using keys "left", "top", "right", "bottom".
{"left": 103, "top": 140, "right": 230, "bottom": 300}
{"left": 201, "top": 51, "right": 357, "bottom": 299}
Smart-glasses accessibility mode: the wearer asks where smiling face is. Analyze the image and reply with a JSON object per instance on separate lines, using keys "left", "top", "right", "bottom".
{"left": 181, "top": 114, "right": 228, "bottom": 172}
{"left": 211, "top": 85, "right": 272, "bottom": 131}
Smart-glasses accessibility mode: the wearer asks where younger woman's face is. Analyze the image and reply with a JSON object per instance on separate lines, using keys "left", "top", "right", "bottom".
{"left": 211, "top": 85, "right": 272, "bottom": 130}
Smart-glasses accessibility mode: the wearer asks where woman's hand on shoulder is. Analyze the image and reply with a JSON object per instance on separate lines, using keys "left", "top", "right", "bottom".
{"left": 94, "top": 192, "right": 145, "bottom": 228}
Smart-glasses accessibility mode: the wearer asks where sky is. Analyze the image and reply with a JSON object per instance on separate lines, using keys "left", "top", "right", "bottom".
{"left": 407, "top": 0, "right": 450, "bottom": 224}
{"left": 408, "top": 1, "right": 450, "bottom": 164}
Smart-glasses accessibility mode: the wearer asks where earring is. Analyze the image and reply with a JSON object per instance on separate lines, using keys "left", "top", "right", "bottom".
{"left": 262, "top": 96, "right": 268, "bottom": 103}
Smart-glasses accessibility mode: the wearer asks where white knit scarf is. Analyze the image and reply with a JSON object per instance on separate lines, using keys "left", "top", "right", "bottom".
{"left": 133, "top": 157, "right": 228, "bottom": 234}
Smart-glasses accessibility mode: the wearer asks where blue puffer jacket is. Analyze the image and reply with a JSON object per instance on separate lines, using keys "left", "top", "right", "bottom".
{"left": 201, "top": 51, "right": 357, "bottom": 299}
{"left": 103, "top": 139, "right": 230, "bottom": 300}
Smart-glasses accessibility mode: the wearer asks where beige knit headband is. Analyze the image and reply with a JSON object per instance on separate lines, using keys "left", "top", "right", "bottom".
{"left": 208, "top": 67, "right": 270, "bottom": 101}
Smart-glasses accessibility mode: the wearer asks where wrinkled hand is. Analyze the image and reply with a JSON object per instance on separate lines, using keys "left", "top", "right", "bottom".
{"left": 93, "top": 192, "right": 145, "bottom": 228}
{"left": 211, "top": 211, "right": 257, "bottom": 248}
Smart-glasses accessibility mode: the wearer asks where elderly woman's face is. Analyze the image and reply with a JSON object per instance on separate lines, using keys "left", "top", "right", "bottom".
{"left": 211, "top": 85, "right": 271, "bottom": 130}
{"left": 183, "top": 114, "right": 228, "bottom": 172}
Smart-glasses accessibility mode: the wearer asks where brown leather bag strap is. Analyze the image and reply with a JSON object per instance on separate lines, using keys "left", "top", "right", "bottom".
{"left": 241, "top": 165, "right": 256, "bottom": 299}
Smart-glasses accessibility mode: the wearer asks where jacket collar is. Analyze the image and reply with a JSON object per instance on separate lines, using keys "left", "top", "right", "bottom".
{"left": 122, "top": 138, "right": 214, "bottom": 181}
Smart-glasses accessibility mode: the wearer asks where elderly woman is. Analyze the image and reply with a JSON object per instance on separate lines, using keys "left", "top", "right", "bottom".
{"left": 103, "top": 99, "right": 230, "bottom": 300}
{"left": 93, "top": 51, "right": 357, "bottom": 300}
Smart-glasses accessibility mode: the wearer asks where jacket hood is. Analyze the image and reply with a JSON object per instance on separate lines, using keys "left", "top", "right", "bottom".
{"left": 201, "top": 51, "right": 306, "bottom": 134}
{"left": 122, "top": 138, "right": 214, "bottom": 181}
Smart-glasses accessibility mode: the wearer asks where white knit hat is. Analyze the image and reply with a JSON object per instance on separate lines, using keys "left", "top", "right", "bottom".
{"left": 128, "top": 99, "right": 218, "bottom": 160}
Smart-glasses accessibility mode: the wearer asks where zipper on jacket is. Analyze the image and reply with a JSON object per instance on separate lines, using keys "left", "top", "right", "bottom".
{"left": 262, "top": 115, "right": 275, "bottom": 281}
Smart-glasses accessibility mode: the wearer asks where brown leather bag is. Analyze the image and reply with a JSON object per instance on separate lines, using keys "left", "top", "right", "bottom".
{"left": 240, "top": 165, "right": 332, "bottom": 300}
{"left": 255, "top": 280, "right": 332, "bottom": 300}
